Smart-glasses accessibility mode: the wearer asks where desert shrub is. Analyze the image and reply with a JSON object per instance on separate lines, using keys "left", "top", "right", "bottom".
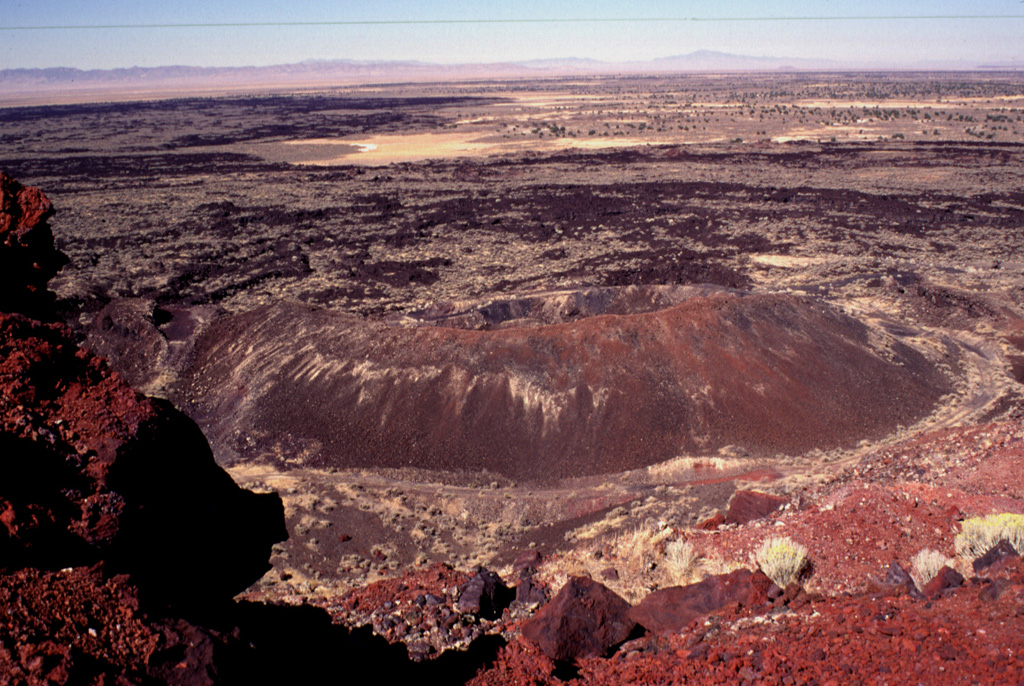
{"left": 954, "top": 513, "right": 1024, "bottom": 559}
{"left": 910, "top": 548, "right": 952, "bottom": 589}
{"left": 609, "top": 524, "right": 672, "bottom": 579}
{"left": 662, "top": 539, "right": 700, "bottom": 586}
{"left": 752, "top": 537, "right": 808, "bottom": 588}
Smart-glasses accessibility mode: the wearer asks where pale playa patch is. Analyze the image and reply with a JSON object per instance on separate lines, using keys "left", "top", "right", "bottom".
{"left": 274, "top": 132, "right": 655, "bottom": 165}
{"left": 751, "top": 254, "right": 829, "bottom": 269}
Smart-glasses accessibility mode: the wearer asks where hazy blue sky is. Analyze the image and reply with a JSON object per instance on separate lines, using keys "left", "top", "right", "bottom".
{"left": 1, "top": 0, "right": 1022, "bottom": 69}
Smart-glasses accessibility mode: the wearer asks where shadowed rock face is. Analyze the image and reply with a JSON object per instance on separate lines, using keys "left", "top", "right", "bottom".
{"left": 0, "top": 172, "right": 67, "bottom": 319}
{"left": 0, "top": 175, "right": 286, "bottom": 608}
{"left": 521, "top": 576, "right": 636, "bottom": 662}
{"left": 176, "top": 286, "right": 953, "bottom": 482}
{"left": 0, "top": 311, "right": 286, "bottom": 607}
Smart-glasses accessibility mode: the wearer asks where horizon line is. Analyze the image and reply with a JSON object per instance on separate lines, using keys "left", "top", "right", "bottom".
{"left": 4, "top": 15, "right": 1024, "bottom": 31}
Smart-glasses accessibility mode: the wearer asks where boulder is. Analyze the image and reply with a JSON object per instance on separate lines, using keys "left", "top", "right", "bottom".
{"left": 456, "top": 568, "right": 513, "bottom": 619}
{"left": 515, "top": 578, "right": 548, "bottom": 606}
{"left": 0, "top": 172, "right": 67, "bottom": 319}
{"left": 698, "top": 512, "right": 726, "bottom": 530}
{"left": 972, "top": 540, "right": 1020, "bottom": 574}
{"left": 724, "top": 490, "right": 788, "bottom": 526}
{"left": 521, "top": 576, "right": 635, "bottom": 662}
{"left": 866, "top": 562, "right": 924, "bottom": 598}
{"left": 922, "top": 566, "right": 965, "bottom": 598}
{"left": 512, "top": 549, "right": 543, "bottom": 579}
{"left": 628, "top": 568, "right": 773, "bottom": 635}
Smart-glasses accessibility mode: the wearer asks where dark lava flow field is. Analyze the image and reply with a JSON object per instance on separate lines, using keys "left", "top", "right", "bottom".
{"left": 2, "top": 72, "right": 1024, "bottom": 595}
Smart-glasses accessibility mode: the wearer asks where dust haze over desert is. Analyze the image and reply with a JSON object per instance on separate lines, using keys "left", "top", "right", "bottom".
{"left": 2, "top": 2, "right": 1024, "bottom": 684}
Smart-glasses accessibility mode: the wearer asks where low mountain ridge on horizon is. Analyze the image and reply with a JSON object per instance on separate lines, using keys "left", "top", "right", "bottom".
{"left": 0, "top": 50, "right": 998, "bottom": 94}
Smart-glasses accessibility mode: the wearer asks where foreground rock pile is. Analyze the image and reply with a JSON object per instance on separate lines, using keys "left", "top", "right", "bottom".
{"left": 468, "top": 557, "right": 1024, "bottom": 685}
{"left": 0, "top": 173, "right": 288, "bottom": 683}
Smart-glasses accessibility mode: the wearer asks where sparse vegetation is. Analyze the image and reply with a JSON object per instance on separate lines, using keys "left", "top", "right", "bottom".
{"left": 663, "top": 539, "right": 700, "bottom": 586}
{"left": 753, "top": 537, "right": 808, "bottom": 588}
{"left": 911, "top": 548, "right": 952, "bottom": 589}
{"left": 954, "top": 513, "right": 1024, "bottom": 559}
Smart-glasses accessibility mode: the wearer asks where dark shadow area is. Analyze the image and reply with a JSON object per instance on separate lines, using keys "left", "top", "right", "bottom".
{"left": 228, "top": 601, "right": 506, "bottom": 685}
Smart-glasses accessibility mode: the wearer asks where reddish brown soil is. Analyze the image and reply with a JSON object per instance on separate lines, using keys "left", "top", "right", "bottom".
{"left": 470, "top": 558, "right": 1024, "bottom": 686}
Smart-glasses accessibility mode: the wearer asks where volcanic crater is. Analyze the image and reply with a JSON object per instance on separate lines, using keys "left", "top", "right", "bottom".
{"left": 173, "top": 284, "right": 954, "bottom": 483}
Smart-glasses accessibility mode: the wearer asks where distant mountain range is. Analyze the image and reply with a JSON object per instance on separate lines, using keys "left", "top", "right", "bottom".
{"left": 2, "top": 50, "right": 1018, "bottom": 100}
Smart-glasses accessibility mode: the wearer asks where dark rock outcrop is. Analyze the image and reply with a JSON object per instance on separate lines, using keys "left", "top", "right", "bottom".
{"left": 456, "top": 568, "right": 513, "bottom": 620}
{"left": 521, "top": 576, "right": 636, "bottom": 662}
{"left": 0, "top": 172, "right": 68, "bottom": 319}
{"left": 866, "top": 562, "right": 924, "bottom": 598}
{"left": 515, "top": 578, "right": 548, "bottom": 606}
{"left": 0, "top": 311, "right": 286, "bottom": 607}
{"left": 628, "top": 568, "right": 773, "bottom": 635}
{"left": 922, "top": 566, "right": 965, "bottom": 597}
{"left": 0, "top": 175, "right": 289, "bottom": 683}
{"left": 972, "top": 540, "right": 1020, "bottom": 574}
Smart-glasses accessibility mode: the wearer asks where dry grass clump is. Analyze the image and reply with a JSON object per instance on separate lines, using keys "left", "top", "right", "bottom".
{"left": 609, "top": 524, "right": 673, "bottom": 580}
{"left": 954, "top": 513, "right": 1024, "bottom": 560}
{"left": 662, "top": 539, "right": 700, "bottom": 587}
{"left": 910, "top": 548, "right": 952, "bottom": 589}
{"left": 544, "top": 522, "right": 709, "bottom": 603}
{"left": 752, "top": 537, "right": 808, "bottom": 588}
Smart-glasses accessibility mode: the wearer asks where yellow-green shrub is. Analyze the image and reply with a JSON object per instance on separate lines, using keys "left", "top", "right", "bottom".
{"left": 752, "top": 536, "right": 808, "bottom": 588}
{"left": 954, "top": 513, "right": 1024, "bottom": 559}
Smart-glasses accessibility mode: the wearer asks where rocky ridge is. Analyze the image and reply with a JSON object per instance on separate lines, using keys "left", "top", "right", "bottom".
{"left": 0, "top": 173, "right": 292, "bottom": 683}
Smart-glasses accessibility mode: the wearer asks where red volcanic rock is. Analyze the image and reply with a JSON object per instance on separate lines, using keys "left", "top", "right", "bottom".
{"left": 177, "top": 287, "right": 952, "bottom": 481}
{"left": 922, "top": 565, "right": 965, "bottom": 597}
{"left": 0, "top": 309, "right": 285, "bottom": 605}
{"left": 628, "top": 568, "right": 773, "bottom": 635}
{"left": 512, "top": 549, "right": 543, "bottom": 579}
{"left": 0, "top": 565, "right": 245, "bottom": 684}
{"left": 478, "top": 573, "right": 1024, "bottom": 686}
{"left": 521, "top": 576, "right": 636, "bottom": 662}
{"left": 698, "top": 512, "right": 726, "bottom": 530}
{"left": 0, "top": 172, "right": 67, "bottom": 319}
{"left": 723, "top": 490, "right": 789, "bottom": 526}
